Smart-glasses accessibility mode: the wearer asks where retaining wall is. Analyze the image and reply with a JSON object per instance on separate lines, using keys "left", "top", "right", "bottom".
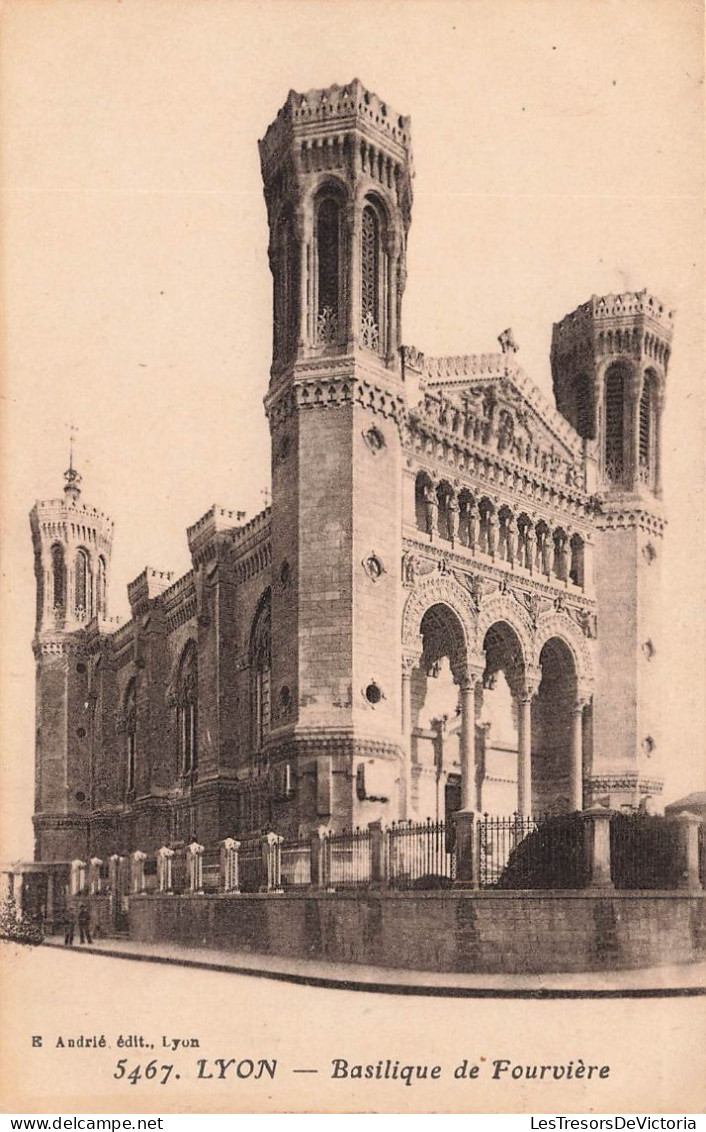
{"left": 128, "top": 889, "right": 706, "bottom": 974}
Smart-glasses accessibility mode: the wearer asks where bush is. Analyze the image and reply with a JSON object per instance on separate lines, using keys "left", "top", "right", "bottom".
{"left": 494, "top": 813, "right": 588, "bottom": 890}
{"left": 0, "top": 897, "right": 45, "bottom": 946}
{"left": 610, "top": 812, "right": 681, "bottom": 889}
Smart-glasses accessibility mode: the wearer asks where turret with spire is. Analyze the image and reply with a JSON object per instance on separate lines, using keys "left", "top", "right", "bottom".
{"left": 29, "top": 441, "right": 115, "bottom": 860}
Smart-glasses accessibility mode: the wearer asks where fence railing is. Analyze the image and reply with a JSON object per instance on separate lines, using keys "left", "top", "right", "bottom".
{"left": 386, "top": 819, "right": 455, "bottom": 887}
{"left": 323, "top": 828, "right": 372, "bottom": 888}
{"left": 281, "top": 840, "right": 311, "bottom": 889}
{"left": 93, "top": 809, "right": 705, "bottom": 902}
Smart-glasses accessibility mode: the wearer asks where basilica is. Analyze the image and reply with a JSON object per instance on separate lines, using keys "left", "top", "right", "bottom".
{"left": 30, "top": 80, "right": 673, "bottom": 863}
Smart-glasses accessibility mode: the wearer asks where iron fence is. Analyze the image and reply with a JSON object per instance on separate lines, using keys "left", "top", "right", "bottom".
{"left": 281, "top": 841, "right": 311, "bottom": 889}
{"left": 610, "top": 812, "right": 681, "bottom": 889}
{"left": 238, "top": 838, "right": 266, "bottom": 893}
{"left": 386, "top": 819, "right": 455, "bottom": 887}
{"left": 201, "top": 847, "right": 221, "bottom": 894}
{"left": 323, "top": 828, "right": 372, "bottom": 888}
{"left": 476, "top": 813, "right": 540, "bottom": 888}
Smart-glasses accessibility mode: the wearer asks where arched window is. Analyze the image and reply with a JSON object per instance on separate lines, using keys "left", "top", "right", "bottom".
{"left": 414, "top": 472, "right": 432, "bottom": 533}
{"left": 569, "top": 534, "right": 585, "bottom": 588}
{"left": 96, "top": 556, "right": 107, "bottom": 617}
{"left": 639, "top": 372, "right": 655, "bottom": 484}
{"left": 360, "top": 203, "right": 382, "bottom": 352}
{"left": 177, "top": 643, "right": 198, "bottom": 778}
{"left": 74, "top": 548, "right": 91, "bottom": 618}
{"left": 604, "top": 365, "right": 626, "bottom": 484}
{"left": 51, "top": 544, "right": 65, "bottom": 610}
{"left": 316, "top": 196, "right": 341, "bottom": 345}
{"left": 250, "top": 591, "right": 272, "bottom": 753}
{"left": 125, "top": 679, "right": 137, "bottom": 798}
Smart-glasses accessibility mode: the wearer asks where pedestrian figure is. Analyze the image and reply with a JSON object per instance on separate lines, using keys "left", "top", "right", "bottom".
{"left": 77, "top": 902, "right": 92, "bottom": 945}
{"left": 63, "top": 907, "right": 75, "bottom": 946}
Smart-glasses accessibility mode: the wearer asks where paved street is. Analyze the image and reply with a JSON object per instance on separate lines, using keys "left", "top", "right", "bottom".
{"left": 1, "top": 940, "right": 704, "bottom": 1114}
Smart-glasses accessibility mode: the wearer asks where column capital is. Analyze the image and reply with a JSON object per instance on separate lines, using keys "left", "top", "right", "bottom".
{"left": 575, "top": 681, "right": 594, "bottom": 709}
{"left": 456, "top": 664, "right": 485, "bottom": 692}
{"left": 520, "top": 665, "right": 543, "bottom": 700}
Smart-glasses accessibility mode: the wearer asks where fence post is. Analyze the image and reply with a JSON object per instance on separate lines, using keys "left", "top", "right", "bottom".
{"left": 674, "top": 812, "right": 703, "bottom": 891}
{"left": 130, "top": 851, "right": 147, "bottom": 895}
{"left": 309, "top": 827, "right": 329, "bottom": 890}
{"left": 187, "top": 842, "right": 205, "bottom": 894}
{"left": 88, "top": 857, "right": 103, "bottom": 896}
{"left": 220, "top": 838, "right": 241, "bottom": 893}
{"left": 453, "top": 811, "right": 478, "bottom": 888}
{"left": 582, "top": 806, "right": 614, "bottom": 888}
{"left": 157, "top": 847, "right": 175, "bottom": 893}
{"left": 261, "top": 833, "right": 284, "bottom": 892}
{"left": 369, "top": 821, "right": 385, "bottom": 884}
{"left": 70, "top": 859, "right": 87, "bottom": 897}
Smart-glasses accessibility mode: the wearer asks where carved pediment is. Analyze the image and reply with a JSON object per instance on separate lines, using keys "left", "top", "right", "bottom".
{"left": 412, "top": 356, "right": 585, "bottom": 489}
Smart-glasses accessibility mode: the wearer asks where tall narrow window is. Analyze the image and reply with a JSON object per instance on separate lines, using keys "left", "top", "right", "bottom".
{"left": 360, "top": 204, "right": 380, "bottom": 351}
{"left": 125, "top": 680, "right": 137, "bottom": 798}
{"left": 316, "top": 198, "right": 340, "bottom": 345}
{"left": 177, "top": 643, "right": 198, "bottom": 778}
{"left": 75, "top": 548, "right": 91, "bottom": 618}
{"left": 274, "top": 210, "right": 299, "bottom": 359}
{"left": 51, "top": 544, "right": 65, "bottom": 610}
{"left": 604, "top": 366, "right": 625, "bottom": 484}
{"left": 96, "top": 556, "right": 107, "bottom": 617}
{"left": 639, "top": 374, "right": 653, "bottom": 483}
{"left": 250, "top": 591, "right": 272, "bottom": 753}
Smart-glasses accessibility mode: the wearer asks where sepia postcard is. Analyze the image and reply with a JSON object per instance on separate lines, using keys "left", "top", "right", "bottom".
{"left": 1, "top": 0, "right": 704, "bottom": 1116}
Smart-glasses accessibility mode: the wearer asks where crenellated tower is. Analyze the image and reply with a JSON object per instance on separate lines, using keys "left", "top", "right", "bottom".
{"left": 259, "top": 80, "right": 413, "bottom": 830}
{"left": 30, "top": 462, "right": 114, "bottom": 859}
{"left": 551, "top": 292, "right": 674, "bottom": 809}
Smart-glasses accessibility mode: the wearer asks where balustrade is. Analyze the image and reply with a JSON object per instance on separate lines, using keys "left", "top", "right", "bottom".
{"left": 412, "top": 473, "right": 586, "bottom": 588}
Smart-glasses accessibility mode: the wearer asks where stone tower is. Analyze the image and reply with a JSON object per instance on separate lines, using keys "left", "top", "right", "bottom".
{"left": 259, "top": 80, "right": 413, "bottom": 830}
{"left": 551, "top": 291, "right": 674, "bottom": 809}
{"left": 30, "top": 461, "right": 114, "bottom": 859}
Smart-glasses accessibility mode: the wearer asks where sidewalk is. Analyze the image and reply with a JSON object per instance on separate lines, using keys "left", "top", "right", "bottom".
{"left": 43, "top": 934, "right": 706, "bottom": 997}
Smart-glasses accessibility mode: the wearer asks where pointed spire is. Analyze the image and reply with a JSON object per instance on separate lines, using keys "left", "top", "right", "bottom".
{"left": 63, "top": 422, "right": 82, "bottom": 502}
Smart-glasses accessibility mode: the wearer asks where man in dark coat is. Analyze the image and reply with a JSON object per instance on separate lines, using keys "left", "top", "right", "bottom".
{"left": 77, "top": 903, "right": 92, "bottom": 945}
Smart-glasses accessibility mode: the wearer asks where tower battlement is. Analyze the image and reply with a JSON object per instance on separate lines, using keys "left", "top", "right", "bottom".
{"left": 259, "top": 79, "right": 412, "bottom": 179}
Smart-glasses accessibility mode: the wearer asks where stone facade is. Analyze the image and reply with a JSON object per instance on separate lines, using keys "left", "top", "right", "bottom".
{"left": 30, "top": 81, "right": 673, "bottom": 863}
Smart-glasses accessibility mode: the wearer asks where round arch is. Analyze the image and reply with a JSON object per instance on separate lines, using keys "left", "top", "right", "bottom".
{"left": 473, "top": 592, "right": 536, "bottom": 677}
{"left": 401, "top": 574, "right": 477, "bottom": 663}
{"left": 533, "top": 609, "right": 594, "bottom": 693}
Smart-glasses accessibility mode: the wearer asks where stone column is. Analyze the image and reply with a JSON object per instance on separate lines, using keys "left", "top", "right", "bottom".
{"left": 674, "top": 812, "right": 703, "bottom": 891}
{"left": 309, "top": 827, "right": 329, "bottom": 890}
{"left": 157, "top": 846, "right": 175, "bottom": 893}
{"left": 582, "top": 806, "right": 613, "bottom": 888}
{"left": 459, "top": 679, "right": 477, "bottom": 812}
{"left": 517, "top": 697, "right": 533, "bottom": 818}
{"left": 187, "top": 842, "right": 204, "bottom": 894}
{"left": 453, "top": 810, "right": 478, "bottom": 888}
{"left": 219, "top": 838, "right": 240, "bottom": 893}
{"left": 346, "top": 202, "right": 361, "bottom": 349}
{"left": 130, "top": 851, "right": 146, "bottom": 895}
{"left": 70, "top": 859, "right": 87, "bottom": 897}
{"left": 524, "top": 523, "right": 535, "bottom": 575}
{"left": 260, "top": 833, "right": 284, "bottom": 893}
{"left": 654, "top": 389, "right": 665, "bottom": 496}
{"left": 88, "top": 857, "right": 103, "bottom": 896}
{"left": 369, "top": 820, "right": 386, "bottom": 885}
{"left": 448, "top": 495, "right": 459, "bottom": 546}
{"left": 108, "top": 854, "right": 121, "bottom": 894}
{"left": 401, "top": 652, "right": 419, "bottom": 820}
{"left": 570, "top": 699, "right": 588, "bottom": 812}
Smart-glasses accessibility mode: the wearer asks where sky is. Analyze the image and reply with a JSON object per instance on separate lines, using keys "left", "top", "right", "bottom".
{"left": 1, "top": 0, "right": 704, "bottom": 859}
